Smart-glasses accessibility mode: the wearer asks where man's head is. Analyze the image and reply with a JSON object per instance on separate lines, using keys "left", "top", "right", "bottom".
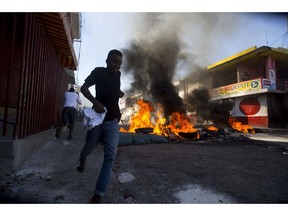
{"left": 106, "top": 49, "right": 122, "bottom": 73}
{"left": 69, "top": 87, "right": 75, "bottom": 92}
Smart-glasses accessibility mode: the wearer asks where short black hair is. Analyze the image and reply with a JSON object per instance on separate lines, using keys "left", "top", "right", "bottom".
{"left": 107, "top": 49, "right": 122, "bottom": 59}
{"left": 69, "top": 87, "right": 75, "bottom": 92}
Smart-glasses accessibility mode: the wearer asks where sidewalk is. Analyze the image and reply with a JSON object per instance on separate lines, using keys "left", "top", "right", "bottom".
{"left": 0, "top": 122, "right": 125, "bottom": 203}
{"left": 1, "top": 121, "right": 288, "bottom": 204}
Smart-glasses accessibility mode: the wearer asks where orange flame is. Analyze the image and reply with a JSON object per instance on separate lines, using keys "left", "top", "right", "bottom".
{"left": 120, "top": 100, "right": 198, "bottom": 138}
{"left": 125, "top": 100, "right": 154, "bottom": 133}
{"left": 228, "top": 117, "right": 255, "bottom": 134}
{"left": 205, "top": 125, "right": 219, "bottom": 131}
{"left": 119, "top": 127, "right": 127, "bottom": 132}
{"left": 167, "top": 112, "right": 198, "bottom": 135}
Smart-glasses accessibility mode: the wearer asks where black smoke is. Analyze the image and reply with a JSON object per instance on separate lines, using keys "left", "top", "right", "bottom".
{"left": 122, "top": 24, "right": 187, "bottom": 117}
{"left": 120, "top": 13, "right": 243, "bottom": 120}
{"left": 187, "top": 87, "right": 234, "bottom": 125}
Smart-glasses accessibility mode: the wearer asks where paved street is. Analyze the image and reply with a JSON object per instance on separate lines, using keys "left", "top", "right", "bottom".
{"left": 1, "top": 122, "right": 288, "bottom": 205}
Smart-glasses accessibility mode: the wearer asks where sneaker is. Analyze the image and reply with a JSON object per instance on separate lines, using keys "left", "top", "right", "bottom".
{"left": 55, "top": 128, "right": 61, "bottom": 139}
{"left": 76, "top": 158, "right": 86, "bottom": 173}
{"left": 89, "top": 194, "right": 102, "bottom": 204}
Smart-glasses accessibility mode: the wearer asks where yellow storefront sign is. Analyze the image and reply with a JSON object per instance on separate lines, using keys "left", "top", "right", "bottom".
{"left": 212, "top": 79, "right": 261, "bottom": 97}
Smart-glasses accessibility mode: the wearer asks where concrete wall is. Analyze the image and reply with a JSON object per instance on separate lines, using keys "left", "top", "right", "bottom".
{"left": 0, "top": 128, "right": 55, "bottom": 171}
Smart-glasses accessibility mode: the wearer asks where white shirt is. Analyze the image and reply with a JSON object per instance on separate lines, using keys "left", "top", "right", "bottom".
{"left": 81, "top": 107, "right": 107, "bottom": 130}
{"left": 64, "top": 92, "right": 82, "bottom": 109}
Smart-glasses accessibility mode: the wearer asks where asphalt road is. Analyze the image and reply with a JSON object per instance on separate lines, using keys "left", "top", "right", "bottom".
{"left": 1, "top": 122, "right": 288, "bottom": 204}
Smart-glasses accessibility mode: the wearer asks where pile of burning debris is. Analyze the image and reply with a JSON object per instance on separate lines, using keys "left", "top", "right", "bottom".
{"left": 119, "top": 100, "right": 255, "bottom": 144}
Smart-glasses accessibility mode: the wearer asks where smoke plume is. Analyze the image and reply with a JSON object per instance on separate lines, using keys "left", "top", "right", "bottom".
{"left": 121, "top": 13, "right": 244, "bottom": 118}
{"left": 122, "top": 13, "right": 191, "bottom": 117}
{"left": 187, "top": 87, "right": 234, "bottom": 125}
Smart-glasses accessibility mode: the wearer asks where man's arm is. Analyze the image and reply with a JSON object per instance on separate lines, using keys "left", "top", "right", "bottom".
{"left": 75, "top": 92, "right": 82, "bottom": 105}
{"left": 77, "top": 95, "right": 82, "bottom": 105}
{"left": 81, "top": 82, "right": 105, "bottom": 113}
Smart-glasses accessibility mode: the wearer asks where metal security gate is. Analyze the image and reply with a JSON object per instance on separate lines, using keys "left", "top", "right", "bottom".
{"left": 0, "top": 13, "right": 68, "bottom": 139}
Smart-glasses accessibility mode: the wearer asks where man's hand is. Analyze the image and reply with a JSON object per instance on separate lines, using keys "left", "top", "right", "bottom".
{"left": 81, "top": 83, "right": 105, "bottom": 113}
{"left": 93, "top": 101, "right": 105, "bottom": 113}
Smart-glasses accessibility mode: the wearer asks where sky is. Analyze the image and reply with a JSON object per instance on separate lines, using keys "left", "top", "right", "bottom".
{"left": 3, "top": 0, "right": 288, "bottom": 103}
{"left": 73, "top": 12, "right": 288, "bottom": 93}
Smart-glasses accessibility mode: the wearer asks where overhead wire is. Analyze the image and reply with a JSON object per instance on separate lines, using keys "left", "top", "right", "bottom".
{"left": 281, "top": 31, "right": 288, "bottom": 48}
{"left": 270, "top": 30, "right": 288, "bottom": 48}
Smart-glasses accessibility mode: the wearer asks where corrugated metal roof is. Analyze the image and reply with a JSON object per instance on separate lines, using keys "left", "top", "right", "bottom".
{"left": 38, "top": 13, "right": 78, "bottom": 70}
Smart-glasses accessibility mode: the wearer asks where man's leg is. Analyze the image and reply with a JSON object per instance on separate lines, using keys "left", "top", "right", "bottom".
{"left": 67, "top": 123, "right": 74, "bottom": 139}
{"left": 92, "top": 119, "right": 119, "bottom": 199}
{"left": 55, "top": 107, "right": 68, "bottom": 139}
{"left": 55, "top": 127, "right": 62, "bottom": 139}
{"left": 67, "top": 108, "right": 77, "bottom": 139}
{"left": 77, "top": 125, "right": 103, "bottom": 173}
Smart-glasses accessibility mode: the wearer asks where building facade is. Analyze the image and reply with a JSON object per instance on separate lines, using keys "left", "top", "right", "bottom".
{"left": 208, "top": 46, "right": 288, "bottom": 129}
{"left": 0, "top": 13, "right": 80, "bottom": 169}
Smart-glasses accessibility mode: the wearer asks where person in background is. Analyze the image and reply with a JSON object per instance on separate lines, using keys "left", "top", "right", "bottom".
{"left": 76, "top": 49, "right": 124, "bottom": 204}
{"left": 55, "top": 87, "right": 82, "bottom": 140}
